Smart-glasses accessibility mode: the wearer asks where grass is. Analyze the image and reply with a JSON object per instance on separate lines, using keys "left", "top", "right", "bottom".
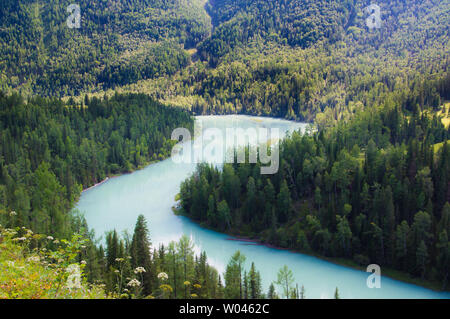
{"left": 0, "top": 227, "right": 108, "bottom": 299}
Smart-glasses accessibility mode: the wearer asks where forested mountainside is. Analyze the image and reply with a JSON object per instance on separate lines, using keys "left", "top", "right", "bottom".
{"left": 0, "top": 0, "right": 211, "bottom": 96}
{"left": 200, "top": 0, "right": 449, "bottom": 64}
{"left": 178, "top": 74, "right": 450, "bottom": 288}
{"left": 110, "top": 0, "right": 450, "bottom": 121}
{"left": 0, "top": 93, "right": 193, "bottom": 238}
{"left": 0, "top": 0, "right": 449, "bottom": 298}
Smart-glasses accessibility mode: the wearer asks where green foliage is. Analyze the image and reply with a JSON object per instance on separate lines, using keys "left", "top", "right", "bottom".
{"left": 0, "top": 92, "right": 193, "bottom": 239}
{"left": 118, "top": 0, "right": 449, "bottom": 122}
{"left": 178, "top": 77, "right": 450, "bottom": 286}
{"left": 1, "top": 0, "right": 449, "bottom": 297}
{"left": 0, "top": 225, "right": 108, "bottom": 299}
{"left": 224, "top": 250, "right": 246, "bottom": 299}
{"left": 275, "top": 265, "right": 294, "bottom": 299}
{"left": 334, "top": 287, "right": 340, "bottom": 299}
{"left": 130, "top": 215, "right": 153, "bottom": 295}
{"left": 0, "top": 0, "right": 210, "bottom": 96}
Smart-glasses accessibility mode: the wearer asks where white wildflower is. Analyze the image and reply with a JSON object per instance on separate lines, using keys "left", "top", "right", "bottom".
{"left": 127, "top": 279, "right": 141, "bottom": 287}
{"left": 66, "top": 264, "right": 82, "bottom": 290}
{"left": 3, "top": 229, "right": 17, "bottom": 236}
{"left": 26, "top": 256, "right": 40, "bottom": 263}
{"left": 134, "top": 267, "right": 146, "bottom": 274}
{"left": 47, "top": 236, "right": 54, "bottom": 240}
{"left": 10, "top": 211, "right": 17, "bottom": 216}
{"left": 157, "top": 272, "right": 168, "bottom": 281}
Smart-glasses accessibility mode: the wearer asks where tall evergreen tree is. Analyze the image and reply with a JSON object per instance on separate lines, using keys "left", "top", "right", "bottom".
{"left": 131, "top": 215, "right": 153, "bottom": 295}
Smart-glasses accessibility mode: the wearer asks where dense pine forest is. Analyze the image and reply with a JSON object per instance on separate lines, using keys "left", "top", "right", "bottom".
{"left": 0, "top": 0, "right": 449, "bottom": 299}
{"left": 99, "top": 0, "right": 450, "bottom": 122}
{"left": 179, "top": 74, "right": 450, "bottom": 288}
{"left": 0, "top": 0, "right": 211, "bottom": 96}
{"left": 0, "top": 92, "right": 193, "bottom": 238}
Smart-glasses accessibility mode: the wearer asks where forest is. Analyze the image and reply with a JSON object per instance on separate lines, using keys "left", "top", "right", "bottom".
{"left": 96, "top": 0, "right": 450, "bottom": 122}
{"left": 0, "top": 90, "right": 312, "bottom": 299}
{"left": 1, "top": 213, "right": 318, "bottom": 299}
{"left": 0, "top": 0, "right": 449, "bottom": 299}
{"left": 0, "top": 92, "right": 193, "bottom": 238}
{"left": 0, "top": 0, "right": 210, "bottom": 96}
{"left": 178, "top": 73, "right": 450, "bottom": 289}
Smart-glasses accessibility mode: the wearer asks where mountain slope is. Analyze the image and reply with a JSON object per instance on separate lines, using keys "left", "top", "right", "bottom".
{"left": 91, "top": 0, "right": 449, "bottom": 121}
{"left": 0, "top": 0, "right": 211, "bottom": 96}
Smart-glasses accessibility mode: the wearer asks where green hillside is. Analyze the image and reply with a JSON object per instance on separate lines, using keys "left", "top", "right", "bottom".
{"left": 0, "top": 0, "right": 449, "bottom": 298}
{"left": 0, "top": 0, "right": 211, "bottom": 96}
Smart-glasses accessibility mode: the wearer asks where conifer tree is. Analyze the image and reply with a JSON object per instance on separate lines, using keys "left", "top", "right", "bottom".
{"left": 131, "top": 215, "right": 153, "bottom": 295}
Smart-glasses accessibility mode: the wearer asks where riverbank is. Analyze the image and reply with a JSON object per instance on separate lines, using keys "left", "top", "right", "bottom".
{"left": 81, "top": 157, "right": 172, "bottom": 193}
{"left": 173, "top": 204, "right": 447, "bottom": 293}
{"left": 82, "top": 177, "right": 110, "bottom": 192}
{"left": 77, "top": 114, "right": 448, "bottom": 298}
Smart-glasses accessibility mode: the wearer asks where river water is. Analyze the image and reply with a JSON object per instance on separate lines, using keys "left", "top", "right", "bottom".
{"left": 75, "top": 115, "right": 450, "bottom": 299}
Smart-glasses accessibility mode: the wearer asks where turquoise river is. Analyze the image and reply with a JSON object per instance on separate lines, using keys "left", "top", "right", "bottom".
{"left": 75, "top": 115, "right": 450, "bottom": 299}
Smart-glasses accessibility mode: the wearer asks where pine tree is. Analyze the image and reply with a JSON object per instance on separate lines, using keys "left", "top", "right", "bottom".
{"left": 334, "top": 287, "right": 340, "bottom": 299}
{"left": 177, "top": 235, "right": 194, "bottom": 299}
{"left": 206, "top": 194, "right": 216, "bottom": 227}
{"left": 267, "top": 283, "right": 277, "bottom": 299}
{"left": 396, "top": 221, "right": 410, "bottom": 271}
{"left": 130, "top": 215, "right": 153, "bottom": 295}
{"left": 224, "top": 251, "right": 246, "bottom": 299}
{"left": 249, "top": 262, "right": 262, "bottom": 299}
{"left": 383, "top": 186, "right": 396, "bottom": 265}
{"left": 217, "top": 200, "right": 232, "bottom": 231}
{"left": 416, "top": 240, "right": 428, "bottom": 279}
{"left": 436, "top": 230, "right": 450, "bottom": 289}
{"left": 277, "top": 179, "right": 291, "bottom": 223}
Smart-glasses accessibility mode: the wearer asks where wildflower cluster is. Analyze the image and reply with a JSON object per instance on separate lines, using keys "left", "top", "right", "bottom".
{"left": 127, "top": 279, "right": 141, "bottom": 287}
{"left": 0, "top": 224, "right": 106, "bottom": 299}
{"left": 157, "top": 272, "right": 168, "bottom": 281}
{"left": 134, "top": 267, "right": 146, "bottom": 274}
